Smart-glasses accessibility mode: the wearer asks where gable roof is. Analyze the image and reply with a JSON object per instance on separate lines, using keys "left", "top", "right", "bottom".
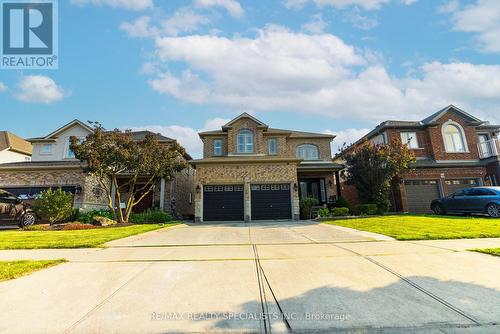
{"left": 0, "top": 131, "right": 32, "bottom": 155}
{"left": 128, "top": 131, "right": 174, "bottom": 142}
{"left": 421, "top": 105, "right": 483, "bottom": 125}
{"left": 222, "top": 112, "right": 268, "bottom": 129}
{"left": 29, "top": 120, "right": 94, "bottom": 142}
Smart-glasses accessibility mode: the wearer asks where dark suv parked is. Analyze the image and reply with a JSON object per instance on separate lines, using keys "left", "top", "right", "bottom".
{"left": 431, "top": 187, "right": 500, "bottom": 218}
{"left": 0, "top": 189, "right": 37, "bottom": 227}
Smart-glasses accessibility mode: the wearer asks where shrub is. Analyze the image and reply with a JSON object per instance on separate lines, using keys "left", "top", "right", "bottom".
{"left": 355, "top": 204, "right": 378, "bottom": 216}
{"left": 334, "top": 196, "right": 350, "bottom": 208}
{"left": 299, "top": 198, "right": 319, "bottom": 219}
{"left": 22, "top": 224, "right": 49, "bottom": 231}
{"left": 331, "top": 207, "right": 350, "bottom": 216}
{"left": 318, "top": 208, "right": 330, "bottom": 217}
{"left": 129, "top": 209, "right": 172, "bottom": 224}
{"left": 76, "top": 209, "right": 113, "bottom": 224}
{"left": 62, "top": 223, "right": 97, "bottom": 230}
{"left": 34, "top": 188, "right": 74, "bottom": 224}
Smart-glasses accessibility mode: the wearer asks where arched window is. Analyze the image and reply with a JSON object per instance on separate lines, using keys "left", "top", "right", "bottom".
{"left": 296, "top": 144, "right": 319, "bottom": 160}
{"left": 237, "top": 129, "right": 254, "bottom": 153}
{"left": 443, "top": 123, "right": 466, "bottom": 152}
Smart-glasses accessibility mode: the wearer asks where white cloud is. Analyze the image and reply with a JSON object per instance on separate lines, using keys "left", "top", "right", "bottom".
{"left": 121, "top": 8, "right": 210, "bottom": 38}
{"left": 448, "top": 0, "right": 500, "bottom": 53}
{"left": 126, "top": 117, "right": 229, "bottom": 158}
{"left": 325, "top": 128, "right": 371, "bottom": 152}
{"left": 141, "top": 26, "right": 500, "bottom": 125}
{"left": 0, "top": 82, "right": 7, "bottom": 92}
{"left": 438, "top": 0, "right": 459, "bottom": 14}
{"left": 301, "top": 14, "right": 327, "bottom": 34}
{"left": 284, "top": 0, "right": 416, "bottom": 10}
{"left": 15, "top": 76, "right": 67, "bottom": 104}
{"left": 343, "top": 8, "right": 378, "bottom": 30}
{"left": 195, "top": 0, "right": 244, "bottom": 18}
{"left": 120, "top": 16, "right": 159, "bottom": 38}
{"left": 161, "top": 8, "right": 211, "bottom": 36}
{"left": 71, "top": 0, "right": 152, "bottom": 10}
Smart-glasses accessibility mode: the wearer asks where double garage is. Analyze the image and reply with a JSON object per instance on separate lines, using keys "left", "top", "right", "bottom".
{"left": 404, "top": 178, "right": 480, "bottom": 213}
{"left": 203, "top": 184, "right": 292, "bottom": 221}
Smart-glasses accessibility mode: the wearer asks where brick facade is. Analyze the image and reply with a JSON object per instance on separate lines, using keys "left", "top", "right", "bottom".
{"left": 194, "top": 113, "right": 340, "bottom": 222}
{"left": 195, "top": 161, "right": 300, "bottom": 222}
{"left": 340, "top": 106, "right": 500, "bottom": 213}
{"left": 0, "top": 168, "right": 108, "bottom": 210}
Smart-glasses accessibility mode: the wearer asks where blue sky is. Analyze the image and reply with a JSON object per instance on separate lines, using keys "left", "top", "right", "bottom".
{"left": 1, "top": 0, "right": 500, "bottom": 157}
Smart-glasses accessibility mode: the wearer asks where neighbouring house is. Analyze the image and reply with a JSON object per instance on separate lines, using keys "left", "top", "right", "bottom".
{"left": 0, "top": 120, "right": 195, "bottom": 218}
{"left": 190, "top": 113, "right": 343, "bottom": 222}
{"left": 338, "top": 105, "right": 500, "bottom": 213}
{"left": 0, "top": 131, "right": 32, "bottom": 163}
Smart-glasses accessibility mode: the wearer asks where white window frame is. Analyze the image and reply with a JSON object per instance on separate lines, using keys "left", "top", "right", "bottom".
{"left": 442, "top": 121, "right": 468, "bottom": 153}
{"left": 296, "top": 144, "right": 320, "bottom": 160}
{"left": 268, "top": 138, "right": 277, "bottom": 155}
{"left": 40, "top": 144, "right": 53, "bottom": 155}
{"left": 400, "top": 132, "right": 419, "bottom": 149}
{"left": 237, "top": 129, "right": 254, "bottom": 153}
{"left": 213, "top": 139, "right": 222, "bottom": 156}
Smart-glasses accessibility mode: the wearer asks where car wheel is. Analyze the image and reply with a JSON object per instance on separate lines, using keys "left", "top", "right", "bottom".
{"left": 486, "top": 203, "right": 500, "bottom": 218}
{"left": 432, "top": 203, "right": 445, "bottom": 215}
{"left": 20, "top": 213, "right": 37, "bottom": 227}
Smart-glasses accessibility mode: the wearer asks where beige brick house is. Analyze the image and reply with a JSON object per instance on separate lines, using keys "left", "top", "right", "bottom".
{"left": 191, "top": 113, "right": 343, "bottom": 222}
{"left": 0, "top": 120, "right": 195, "bottom": 218}
{"left": 339, "top": 105, "right": 500, "bottom": 213}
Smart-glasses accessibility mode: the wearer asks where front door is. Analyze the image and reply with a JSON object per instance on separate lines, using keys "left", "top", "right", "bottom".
{"left": 299, "top": 179, "right": 326, "bottom": 204}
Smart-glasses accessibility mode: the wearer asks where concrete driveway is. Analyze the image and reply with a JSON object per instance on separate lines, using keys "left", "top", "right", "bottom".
{"left": 0, "top": 220, "right": 499, "bottom": 334}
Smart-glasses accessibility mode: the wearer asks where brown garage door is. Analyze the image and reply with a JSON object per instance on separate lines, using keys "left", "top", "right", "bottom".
{"left": 404, "top": 180, "right": 441, "bottom": 214}
{"left": 445, "top": 179, "right": 479, "bottom": 196}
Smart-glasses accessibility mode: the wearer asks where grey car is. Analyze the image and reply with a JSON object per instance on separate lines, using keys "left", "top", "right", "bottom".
{"left": 431, "top": 187, "right": 500, "bottom": 218}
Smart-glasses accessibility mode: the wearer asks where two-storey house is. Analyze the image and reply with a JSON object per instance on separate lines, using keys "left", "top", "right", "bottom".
{"left": 0, "top": 120, "right": 195, "bottom": 218}
{"left": 191, "top": 113, "right": 343, "bottom": 222}
{"left": 0, "top": 131, "right": 32, "bottom": 163}
{"left": 340, "top": 105, "right": 500, "bottom": 213}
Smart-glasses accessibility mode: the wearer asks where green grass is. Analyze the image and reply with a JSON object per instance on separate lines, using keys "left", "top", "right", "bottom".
{"left": 0, "top": 260, "right": 66, "bottom": 282}
{"left": 0, "top": 224, "right": 176, "bottom": 249}
{"left": 324, "top": 215, "right": 500, "bottom": 240}
{"left": 471, "top": 248, "right": 500, "bottom": 257}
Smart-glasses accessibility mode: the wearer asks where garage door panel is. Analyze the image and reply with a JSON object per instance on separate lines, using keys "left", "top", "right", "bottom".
{"left": 404, "top": 180, "right": 440, "bottom": 214}
{"left": 203, "top": 185, "right": 244, "bottom": 222}
{"left": 251, "top": 184, "right": 292, "bottom": 220}
{"left": 445, "top": 179, "right": 479, "bottom": 195}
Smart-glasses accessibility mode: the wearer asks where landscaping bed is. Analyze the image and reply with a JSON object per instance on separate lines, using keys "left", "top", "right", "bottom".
{"left": 324, "top": 215, "right": 500, "bottom": 240}
{"left": 0, "top": 260, "right": 66, "bottom": 282}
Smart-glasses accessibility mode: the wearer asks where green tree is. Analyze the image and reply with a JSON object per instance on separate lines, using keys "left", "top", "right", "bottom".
{"left": 34, "top": 188, "right": 74, "bottom": 224}
{"left": 340, "top": 139, "right": 416, "bottom": 212}
{"left": 70, "top": 124, "right": 187, "bottom": 224}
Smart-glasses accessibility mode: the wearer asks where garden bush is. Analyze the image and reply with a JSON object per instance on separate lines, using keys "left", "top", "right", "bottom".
{"left": 34, "top": 188, "right": 74, "bottom": 224}
{"left": 355, "top": 204, "right": 378, "bottom": 216}
{"left": 129, "top": 209, "right": 172, "bottom": 224}
{"left": 76, "top": 209, "right": 113, "bottom": 225}
{"left": 299, "top": 198, "right": 319, "bottom": 219}
{"left": 334, "top": 196, "right": 350, "bottom": 208}
{"left": 318, "top": 208, "right": 330, "bottom": 217}
{"left": 22, "top": 225, "right": 48, "bottom": 231}
{"left": 331, "top": 207, "right": 350, "bottom": 216}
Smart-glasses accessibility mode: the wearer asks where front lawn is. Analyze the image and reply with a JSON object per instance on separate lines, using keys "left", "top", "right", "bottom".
{"left": 471, "top": 248, "right": 500, "bottom": 257}
{"left": 0, "top": 224, "right": 175, "bottom": 249}
{"left": 324, "top": 215, "right": 500, "bottom": 240}
{"left": 0, "top": 260, "right": 66, "bottom": 282}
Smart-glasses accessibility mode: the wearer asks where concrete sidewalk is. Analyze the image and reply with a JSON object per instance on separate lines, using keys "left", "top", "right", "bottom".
{"left": 0, "top": 221, "right": 499, "bottom": 333}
